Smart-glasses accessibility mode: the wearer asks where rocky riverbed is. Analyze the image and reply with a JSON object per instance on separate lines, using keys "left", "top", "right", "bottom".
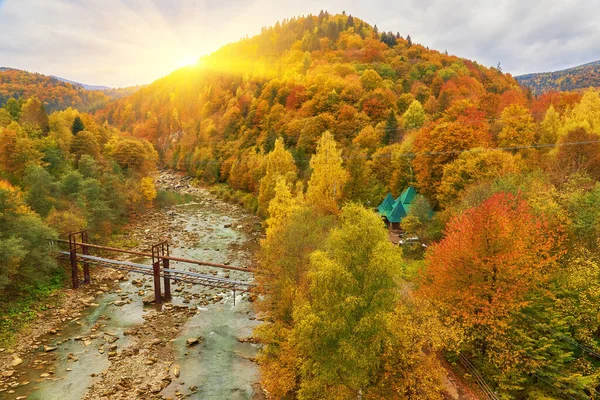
{"left": 0, "top": 171, "right": 265, "bottom": 400}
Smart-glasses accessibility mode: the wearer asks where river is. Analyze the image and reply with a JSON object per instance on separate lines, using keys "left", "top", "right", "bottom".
{"left": 5, "top": 173, "right": 263, "bottom": 400}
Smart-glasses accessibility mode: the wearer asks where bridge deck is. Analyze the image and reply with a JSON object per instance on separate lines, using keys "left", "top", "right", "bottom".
{"left": 58, "top": 251, "right": 255, "bottom": 292}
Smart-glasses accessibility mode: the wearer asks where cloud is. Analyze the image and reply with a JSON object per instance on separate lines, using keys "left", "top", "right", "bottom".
{"left": 0, "top": 0, "right": 598, "bottom": 86}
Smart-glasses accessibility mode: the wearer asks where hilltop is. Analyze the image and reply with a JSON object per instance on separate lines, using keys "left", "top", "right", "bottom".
{"left": 516, "top": 60, "right": 600, "bottom": 94}
{"left": 0, "top": 67, "right": 140, "bottom": 112}
{"left": 99, "top": 11, "right": 521, "bottom": 184}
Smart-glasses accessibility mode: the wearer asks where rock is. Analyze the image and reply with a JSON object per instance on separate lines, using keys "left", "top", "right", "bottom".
{"left": 2, "top": 370, "right": 14, "bottom": 377}
{"left": 113, "top": 300, "right": 127, "bottom": 307}
{"left": 142, "top": 294, "right": 155, "bottom": 304}
{"left": 44, "top": 345, "right": 57, "bottom": 352}
{"left": 104, "top": 335, "right": 118, "bottom": 344}
{"left": 186, "top": 337, "right": 200, "bottom": 346}
{"left": 151, "top": 338, "right": 162, "bottom": 346}
{"left": 170, "top": 363, "right": 181, "bottom": 378}
{"left": 11, "top": 355, "right": 23, "bottom": 367}
{"left": 40, "top": 373, "right": 50, "bottom": 378}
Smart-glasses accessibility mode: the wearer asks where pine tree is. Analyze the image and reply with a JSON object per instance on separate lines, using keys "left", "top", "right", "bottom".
{"left": 71, "top": 116, "right": 86, "bottom": 135}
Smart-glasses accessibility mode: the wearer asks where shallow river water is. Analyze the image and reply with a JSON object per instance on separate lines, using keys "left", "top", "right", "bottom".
{"left": 9, "top": 192, "right": 261, "bottom": 400}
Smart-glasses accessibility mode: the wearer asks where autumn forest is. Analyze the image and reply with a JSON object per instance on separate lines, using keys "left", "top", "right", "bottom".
{"left": 2, "top": 10, "right": 600, "bottom": 400}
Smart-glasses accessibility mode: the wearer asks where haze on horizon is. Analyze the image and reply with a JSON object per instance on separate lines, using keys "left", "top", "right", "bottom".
{"left": 0, "top": 0, "right": 598, "bottom": 88}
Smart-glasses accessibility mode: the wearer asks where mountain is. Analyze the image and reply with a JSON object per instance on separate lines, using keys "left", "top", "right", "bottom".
{"left": 0, "top": 67, "right": 140, "bottom": 112}
{"left": 51, "top": 75, "right": 111, "bottom": 91}
{"left": 99, "top": 12, "right": 522, "bottom": 188}
{"left": 516, "top": 60, "right": 600, "bottom": 94}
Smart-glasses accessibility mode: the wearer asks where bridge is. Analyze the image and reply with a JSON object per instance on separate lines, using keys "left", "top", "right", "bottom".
{"left": 54, "top": 231, "right": 256, "bottom": 305}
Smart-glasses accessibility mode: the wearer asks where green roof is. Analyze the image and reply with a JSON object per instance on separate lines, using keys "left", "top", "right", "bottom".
{"left": 399, "top": 186, "right": 417, "bottom": 205}
{"left": 387, "top": 201, "right": 407, "bottom": 223}
{"left": 377, "top": 192, "right": 395, "bottom": 215}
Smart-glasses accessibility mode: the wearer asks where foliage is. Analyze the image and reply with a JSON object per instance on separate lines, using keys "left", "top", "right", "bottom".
{"left": 516, "top": 60, "right": 600, "bottom": 95}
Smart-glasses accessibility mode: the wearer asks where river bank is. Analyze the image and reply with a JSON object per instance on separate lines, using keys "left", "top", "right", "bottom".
{"left": 0, "top": 170, "right": 265, "bottom": 400}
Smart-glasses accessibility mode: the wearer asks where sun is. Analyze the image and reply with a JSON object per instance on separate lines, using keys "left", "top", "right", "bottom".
{"left": 177, "top": 55, "right": 199, "bottom": 68}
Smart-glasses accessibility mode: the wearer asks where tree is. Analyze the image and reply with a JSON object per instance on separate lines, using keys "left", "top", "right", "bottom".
{"left": 4, "top": 97, "right": 21, "bottom": 120}
{"left": 70, "top": 130, "right": 101, "bottom": 164}
{"left": 403, "top": 100, "right": 426, "bottom": 130}
{"left": 352, "top": 125, "right": 381, "bottom": 153}
{"left": 437, "top": 149, "right": 520, "bottom": 208}
{"left": 71, "top": 116, "right": 85, "bottom": 135}
{"left": 412, "top": 101, "right": 491, "bottom": 204}
{"left": 554, "top": 128, "right": 600, "bottom": 180}
{"left": 258, "top": 137, "right": 298, "bottom": 217}
{"left": 19, "top": 96, "right": 49, "bottom": 135}
{"left": 140, "top": 176, "right": 157, "bottom": 204}
{"left": 384, "top": 109, "right": 398, "bottom": 144}
{"left": 420, "top": 192, "right": 561, "bottom": 391}
{"left": 497, "top": 104, "right": 535, "bottom": 149}
{"left": 406, "top": 34, "right": 412, "bottom": 47}
{"left": 538, "top": 105, "right": 561, "bottom": 147}
{"left": 306, "top": 131, "right": 349, "bottom": 214}
{"left": 293, "top": 204, "right": 404, "bottom": 398}
{"left": 360, "top": 69, "right": 383, "bottom": 91}
{"left": 0, "top": 123, "right": 43, "bottom": 179}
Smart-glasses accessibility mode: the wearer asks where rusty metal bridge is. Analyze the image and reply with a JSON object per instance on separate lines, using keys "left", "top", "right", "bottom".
{"left": 54, "top": 231, "right": 256, "bottom": 305}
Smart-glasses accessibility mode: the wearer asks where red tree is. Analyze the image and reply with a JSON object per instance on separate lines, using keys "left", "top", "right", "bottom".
{"left": 420, "top": 192, "right": 561, "bottom": 333}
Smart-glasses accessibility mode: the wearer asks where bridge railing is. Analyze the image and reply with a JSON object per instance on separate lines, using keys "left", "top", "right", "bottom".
{"left": 53, "top": 231, "right": 255, "bottom": 305}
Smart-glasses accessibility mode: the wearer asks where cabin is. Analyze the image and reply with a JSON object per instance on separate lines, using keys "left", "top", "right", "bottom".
{"left": 377, "top": 186, "right": 418, "bottom": 228}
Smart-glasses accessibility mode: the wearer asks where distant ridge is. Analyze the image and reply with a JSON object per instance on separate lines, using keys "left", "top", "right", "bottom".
{"left": 51, "top": 75, "right": 111, "bottom": 91}
{"left": 0, "top": 67, "right": 139, "bottom": 112}
{"left": 516, "top": 60, "right": 600, "bottom": 94}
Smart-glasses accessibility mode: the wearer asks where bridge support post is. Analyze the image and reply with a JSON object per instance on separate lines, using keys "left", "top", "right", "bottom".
{"left": 152, "top": 261, "right": 163, "bottom": 305}
{"left": 82, "top": 231, "right": 91, "bottom": 285}
{"left": 68, "top": 232, "right": 80, "bottom": 289}
{"left": 163, "top": 257, "right": 172, "bottom": 302}
{"left": 70, "top": 248, "right": 79, "bottom": 289}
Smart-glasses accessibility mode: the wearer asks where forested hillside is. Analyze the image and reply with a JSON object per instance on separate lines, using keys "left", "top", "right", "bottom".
{"left": 0, "top": 95, "right": 158, "bottom": 344}
{"left": 93, "top": 12, "right": 600, "bottom": 398}
{"left": 516, "top": 60, "right": 600, "bottom": 94}
{"left": 0, "top": 67, "right": 138, "bottom": 112}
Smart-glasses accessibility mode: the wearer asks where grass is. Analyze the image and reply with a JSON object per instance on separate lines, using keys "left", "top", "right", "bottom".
{"left": 0, "top": 274, "right": 65, "bottom": 348}
{"left": 207, "top": 183, "right": 259, "bottom": 215}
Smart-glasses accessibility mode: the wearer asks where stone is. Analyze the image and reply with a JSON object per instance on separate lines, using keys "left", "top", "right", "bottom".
{"left": 1, "top": 370, "right": 14, "bottom": 378}
{"left": 186, "top": 337, "right": 200, "bottom": 346}
{"left": 142, "top": 294, "right": 155, "bottom": 304}
{"left": 44, "top": 345, "right": 57, "bottom": 352}
{"left": 113, "top": 300, "right": 127, "bottom": 307}
{"left": 11, "top": 355, "right": 23, "bottom": 367}
{"left": 170, "top": 363, "right": 181, "bottom": 378}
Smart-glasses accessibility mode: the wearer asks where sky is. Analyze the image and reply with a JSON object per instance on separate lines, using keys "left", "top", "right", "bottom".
{"left": 0, "top": 0, "right": 598, "bottom": 88}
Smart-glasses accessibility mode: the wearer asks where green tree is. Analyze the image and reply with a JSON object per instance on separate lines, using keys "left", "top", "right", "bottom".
{"left": 71, "top": 116, "right": 86, "bottom": 135}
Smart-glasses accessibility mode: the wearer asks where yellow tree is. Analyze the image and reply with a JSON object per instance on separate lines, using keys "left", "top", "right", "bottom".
{"left": 539, "top": 105, "right": 561, "bottom": 147}
{"left": 497, "top": 104, "right": 535, "bottom": 148}
{"left": 437, "top": 149, "right": 520, "bottom": 208}
{"left": 257, "top": 137, "right": 297, "bottom": 217}
{"left": 306, "top": 131, "right": 349, "bottom": 214}
{"left": 562, "top": 88, "right": 600, "bottom": 135}
{"left": 403, "top": 99, "right": 426, "bottom": 130}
